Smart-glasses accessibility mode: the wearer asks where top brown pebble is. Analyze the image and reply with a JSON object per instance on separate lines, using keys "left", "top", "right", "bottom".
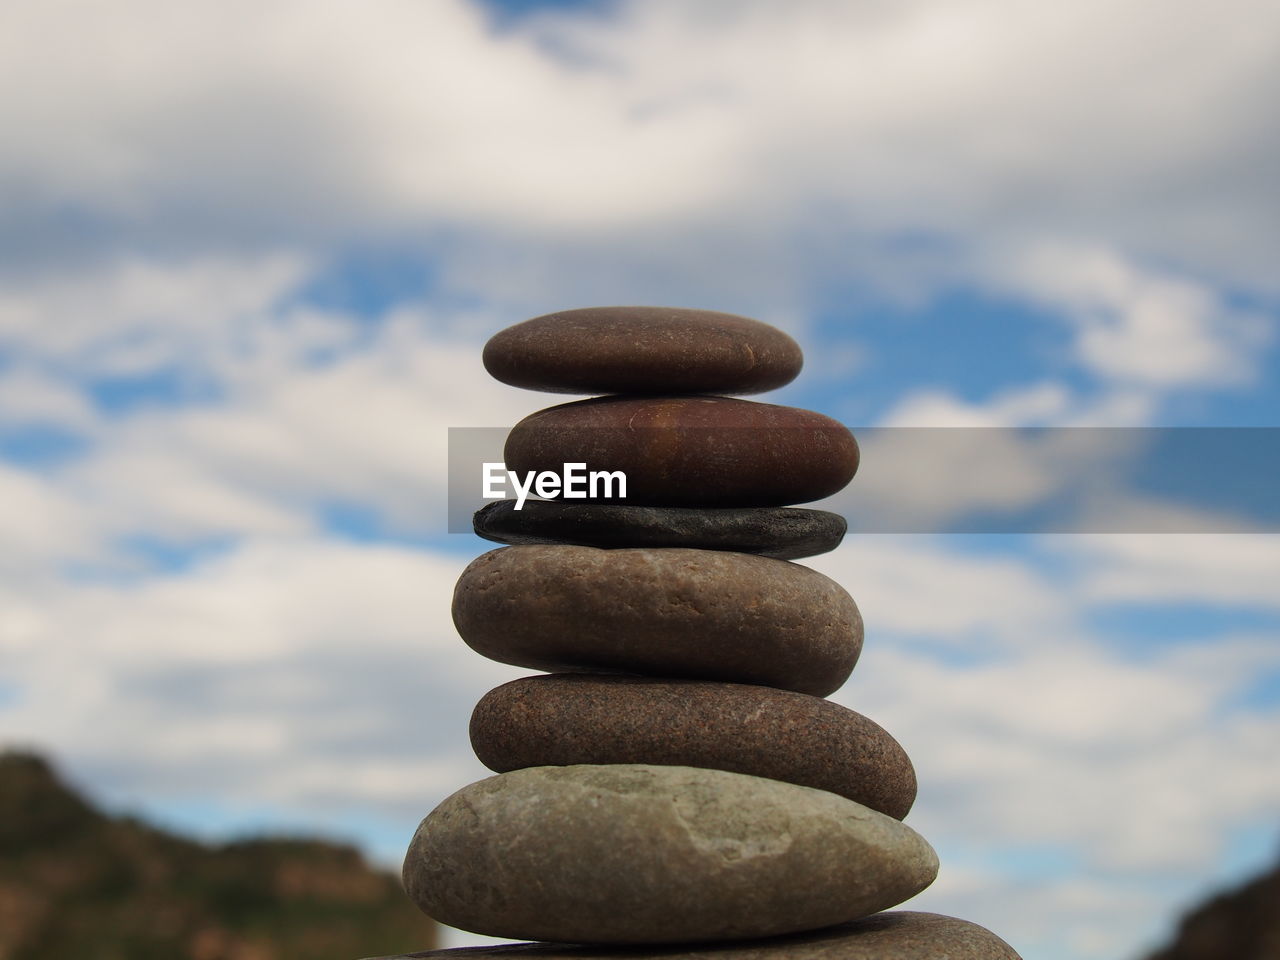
{"left": 482, "top": 306, "right": 804, "bottom": 395}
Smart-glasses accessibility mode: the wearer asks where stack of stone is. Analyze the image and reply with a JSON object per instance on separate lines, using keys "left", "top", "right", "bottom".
{"left": 387, "top": 308, "right": 1019, "bottom": 960}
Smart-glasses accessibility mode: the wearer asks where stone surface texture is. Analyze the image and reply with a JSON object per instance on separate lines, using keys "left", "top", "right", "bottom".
{"left": 503, "top": 396, "right": 859, "bottom": 508}
{"left": 472, "top": 501, "right": 846, "bottom": 560}
{"left": 482, "top": 307, "right": 803, "bottom": 396}
{"left": 363, "top": 911, "right": 1021, "bottom": 960}
{"left": 471, "top": 675, "right": 916, "bottom": 819}
{"left": 401, "top": 766, "right": 938, "bottom": 945}
{"left": 452, "top": 545, "right": 861, "bottom": 697}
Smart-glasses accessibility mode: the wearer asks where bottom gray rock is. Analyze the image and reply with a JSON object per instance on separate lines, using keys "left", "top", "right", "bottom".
{"left": 402, "top": 765, "right": 938, "bottom": 945}
{"left": 363, "top": 911, "right": 1021, "bottom": 959}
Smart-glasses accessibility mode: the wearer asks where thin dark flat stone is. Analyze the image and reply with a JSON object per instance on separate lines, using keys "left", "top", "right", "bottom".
{"left": 472, "top": 501, "right": 846, "bottom": 559}
{"left": 363, "top": 911, "right": 1020, "bottom": 959}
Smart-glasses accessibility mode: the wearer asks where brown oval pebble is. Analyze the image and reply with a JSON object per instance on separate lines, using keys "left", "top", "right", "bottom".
{"left": 452, "top": 545, "right": 862, "bottom": 697}
{"left": 471, "top": 675, "right": 917, "bottom": 819}
{"left": 504, "top": 396, "right": 859, "bottom": 507}
{"left": 364, "top": 911, "right": 1021, "bottom": 960}
{"left": 402, "top": 765, "right": 938, "bottom": 944}
{"left": 482, "top": 306, "right": 803, "bottom": 395}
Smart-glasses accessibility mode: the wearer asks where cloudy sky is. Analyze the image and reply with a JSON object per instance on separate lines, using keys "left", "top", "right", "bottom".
{"left": 2, "top": 0, "right": 1279, "bottom": 956}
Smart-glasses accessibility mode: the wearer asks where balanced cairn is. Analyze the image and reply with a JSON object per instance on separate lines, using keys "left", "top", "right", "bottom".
{"left": 387, "top": 308, "right": 1020, "bottom": 959}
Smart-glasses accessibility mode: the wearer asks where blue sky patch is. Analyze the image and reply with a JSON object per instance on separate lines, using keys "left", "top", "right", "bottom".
{"left": 480, "top": 0, "right": 615, "bottom": 22}
{"left": 0, "top": 424, "right": 90, "bottom": 467}
{"left": 0, "top": 681, "right": 20, "bottom": 710}
{"left": 87, "top": 367, "right": 224, "bottom": 416}
{"left": 1087, "top": 603, "right": 1280, "bottom": 648}
{"left": 318, "top": 499, "right": 475, "bottom": 555}
{"left": 295, "top": 249, "right": 438, "bottom": 320}
{"left": 108, "top": 534, "right": 240, "bottom": 577}
{"left": 808, "top": 286, "right": 1079, "bottom": 423}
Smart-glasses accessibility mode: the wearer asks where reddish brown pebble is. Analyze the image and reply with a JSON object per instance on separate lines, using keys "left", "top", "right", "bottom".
{"left": 482, "top": 306, "right": 803, "bottom": 395}
{"left": 503, "top": 396, "right": 859, "bottom": 507}
{"left": 471, "top": 675, "right": 917, "bottom": 820}
{"left": 452, "top": 545, "right": 862, "bottom": 697}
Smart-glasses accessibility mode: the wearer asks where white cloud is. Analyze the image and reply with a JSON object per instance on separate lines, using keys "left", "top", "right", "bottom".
{"left": 1056, "top": 534, "right": 1280, "bottom": 609}
{"left": 0, "top": 253, "right": 308, "bottom": 369}
{"left": 0, "top": 534, "right": 527, "bottom": 815}
{"left": 53, "top": 307, "right": 538, "bottom": 545}
{"left": 0, "top": 0, "right": 738, "bottom": 244}
{"left": 998, "top": 243, "right": 1272, "bottom": 389}
{"left": 0, "top": 463, "right": 99, "bottom": 582}
{"left": 0, "top": 366, "right": 96, "bottom": 428}
{"left": 876, "top": 240, "right": 1272, "bottom": 435}
{"left": 818, "top": 419, "right": 1213, "bottom": 534}
{"left": 1, "top": 0, "right": 1277, "bottom": 298}
{"left": 66, "top": 446, "right": 307, "bottom": 543}
{"left": 0, "top": 257, "right": 540, "bottom": 556}
{"left": 916, "top": 864, "right": 1168, "bottom": 960}
{"left": 880, "top": 382, "right": 1074, "bottom": 428}
{"left": 830, "top": 392, "right": 1091, "bottom": 531}
{"left": 806, "top": 537, "right": 1069, "bottom": 647}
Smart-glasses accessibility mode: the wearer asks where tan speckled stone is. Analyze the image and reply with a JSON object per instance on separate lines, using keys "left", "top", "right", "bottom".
{"left": 364, "top": 911, "right": 1021, "bottom": 959}
{"left": 402, "top": 766, "right": 938, "bottom": 945}
{"left": 451, "top": 545, "right": 862, "bottom": 697}
{"left": 471, "top": 675, "right": 916, "bottom": 819}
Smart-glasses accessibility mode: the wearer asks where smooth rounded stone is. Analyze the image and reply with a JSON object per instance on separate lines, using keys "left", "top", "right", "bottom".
{"left": 363, "top": 912, "right": 1021, "bottom": 960}
{"left": 472, "top": 675, "right": 916, "bottom": 820}
{"left": 452, "top": 545, "right": 861, "bottom": 697}
{"left": 482, "top": 307, "right": 803, "bottom": 396}
{"left": 402, "top": 765, "right": 939, "bottom": 945}
{"left": 472, "top": 501, "right": 846, "bottom": 560}
{"left": 503, "top": 396, "right": 858, "bottom": 508}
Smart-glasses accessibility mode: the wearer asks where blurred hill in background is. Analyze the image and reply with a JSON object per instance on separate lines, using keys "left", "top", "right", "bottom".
{"left": 4, "top": 747, "right": 1276, "bottom": 960}
{"left": 1143, "top": 852, "right": 1280, "bottom": 960}
{"left": 0, "top": 750, "right": 436, "bottom": 960}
